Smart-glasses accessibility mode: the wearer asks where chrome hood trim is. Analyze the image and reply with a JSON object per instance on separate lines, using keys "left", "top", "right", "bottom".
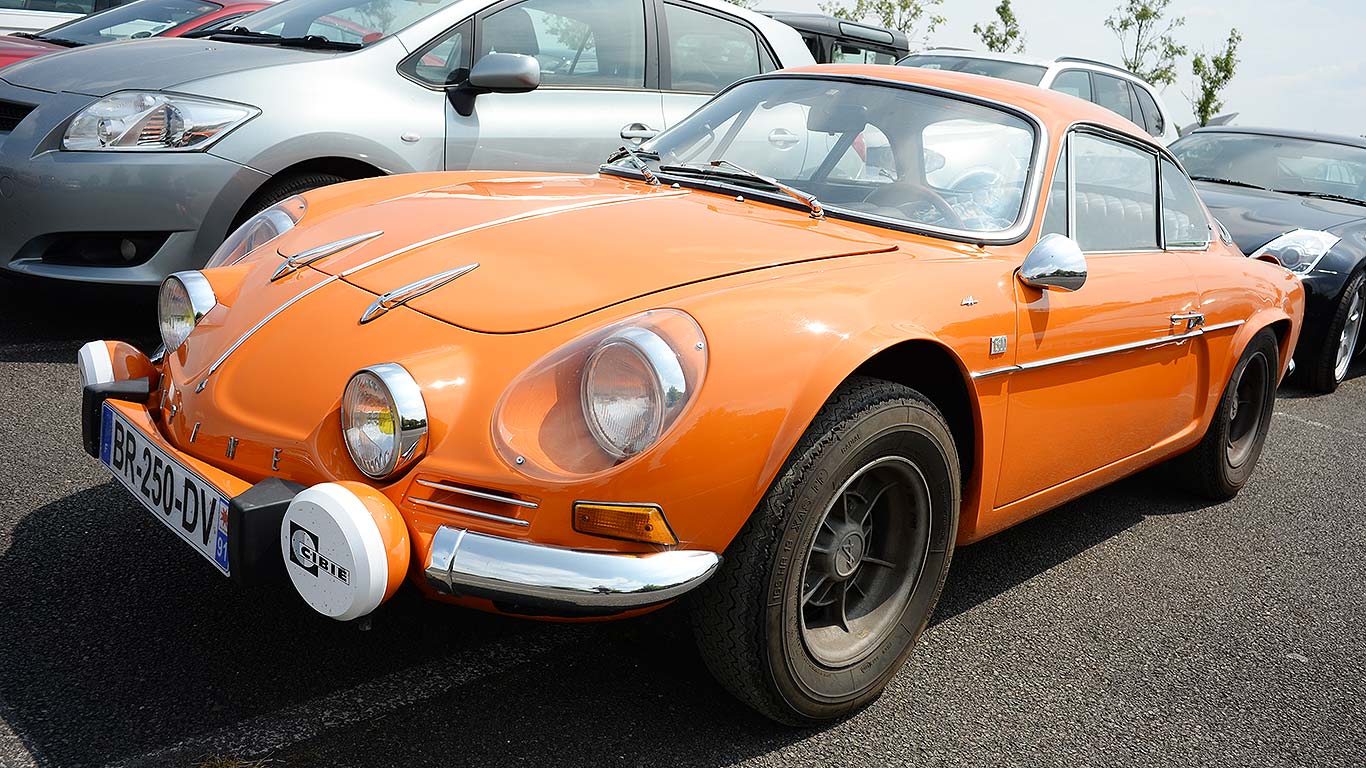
{"left": 360, "top": 263, "right": 479, "bottom": 324}
{"left": 273, "top": 230, "right": 384, "bottom": 281}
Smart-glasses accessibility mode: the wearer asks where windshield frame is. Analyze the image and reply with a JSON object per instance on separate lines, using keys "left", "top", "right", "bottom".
{"left": 1171, "top": 129, "right": 1366, "bottom": 208}
{"left": 602, "top": 72, "right": 1050, "bottom": 246}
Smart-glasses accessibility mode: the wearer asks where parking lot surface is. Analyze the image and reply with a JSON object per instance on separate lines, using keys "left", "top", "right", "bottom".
{"left": 1, "top": 276, "right": 1362, "bottom": 768}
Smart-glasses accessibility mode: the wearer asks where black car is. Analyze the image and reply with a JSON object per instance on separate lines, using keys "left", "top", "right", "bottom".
{"left": 1171, "top": 127, "right": 1366, "bottom": 392}
{"left": 762, "top": 11, "right": 908, "bottom": 65}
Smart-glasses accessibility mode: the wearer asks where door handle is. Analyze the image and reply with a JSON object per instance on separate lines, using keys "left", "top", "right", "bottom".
{"left": 768, "top": 128, "right": 800, "bottom": 149}
{"left": 620, "top": 123, "right": 659, "bottom": 143}
{"left": 1171, "top": 312, "right": 1206, "bottom": 331}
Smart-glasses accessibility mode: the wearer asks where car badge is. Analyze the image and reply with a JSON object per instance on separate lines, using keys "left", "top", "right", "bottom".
{"left": 226, "top": 437, "right": 239, "bottom": 460}
{"left": 990, "top": 336, "right": 1008, "bottom": 356}
{"left": 961, "top": 296, "right": 978, "bottom": 306}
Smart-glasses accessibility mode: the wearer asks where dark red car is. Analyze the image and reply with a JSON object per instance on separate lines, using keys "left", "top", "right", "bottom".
{"left": 0, "top": 0, "right": 269, "bottom": 68}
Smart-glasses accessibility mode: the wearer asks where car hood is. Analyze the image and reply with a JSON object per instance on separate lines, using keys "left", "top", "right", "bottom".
{"left": 1195, "top": 180, "right": 1366, "bottom": 255}
{"left": 266, "top": 173, "right": 900, "bottom": 334}
{"left": 0, "top": 36, "right": 62, "bottom": 68}
{"left": 0, "top": 37, "right": 322, "bottom": 96}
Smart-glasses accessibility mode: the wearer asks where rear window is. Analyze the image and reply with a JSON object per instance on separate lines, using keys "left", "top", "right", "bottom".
{"left": 899, "top": 54, "right": 1047, "bottom": 86}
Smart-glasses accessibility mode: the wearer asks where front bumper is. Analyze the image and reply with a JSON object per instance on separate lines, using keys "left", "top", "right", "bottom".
{"left": 0, "top": 80, "right": 268, "bottom": 285}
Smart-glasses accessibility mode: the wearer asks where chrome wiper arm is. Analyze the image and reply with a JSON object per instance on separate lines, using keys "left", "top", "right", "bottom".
{"left": 660, "top": 160, "right": 824, "bottom": 219}
{"left": 606, "top": 144, "right": 659, "bottom": 186}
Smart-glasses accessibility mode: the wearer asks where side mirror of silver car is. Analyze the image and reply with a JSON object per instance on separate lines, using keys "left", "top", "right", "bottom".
{"left": 448, "top": 53, "right": 542, "bottom": 117}
{"left": 1019, "top": 233, "right": 1087, "bottom": 292}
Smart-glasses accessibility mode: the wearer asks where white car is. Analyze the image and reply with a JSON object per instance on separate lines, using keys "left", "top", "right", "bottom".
{"left": 0, "top": 0, "right": 133, "bottom": 34}
{"left": 900, "top": 49, "right": 1178, "bottom": 144}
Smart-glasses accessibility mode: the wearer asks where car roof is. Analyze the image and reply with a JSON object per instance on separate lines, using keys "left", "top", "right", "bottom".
{"left": 781, "top": 63, "right": 1153, "bottom": 144}
{"left": 1184, "top": 125, "right": 1366, "bottom": 151}
{"left": 911, "top": 49, "right": 1149, "bottom": 83}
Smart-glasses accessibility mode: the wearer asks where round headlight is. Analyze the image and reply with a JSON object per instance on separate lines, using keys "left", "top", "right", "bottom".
{"left": 157, "top": 271, "right": 216, "bottom": 352}
{"left": 581, "top": 327, "right": 687, "bottom": 459}
{"left": 341, "top": 363, "right": 428, "bottom": 479}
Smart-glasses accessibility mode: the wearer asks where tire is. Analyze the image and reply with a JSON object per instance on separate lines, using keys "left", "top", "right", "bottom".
{"left": 1299, "top": 270, "right": 1365, "bottom": 394}
{"left": 1172, "top": 328, "right": 1279, "bottom": 500}
{"left": 690, "top": 376, "right": 960, "bottom": 725}
{"left": 232, "top": 172, "right": 350, "bottom": 231}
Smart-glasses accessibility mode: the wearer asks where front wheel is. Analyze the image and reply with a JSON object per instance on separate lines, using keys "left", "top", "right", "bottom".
{"left": 1300, "top": 270, "right": 1364, "bottom": 393}
{"left": 691, "top": 377, "right": 959, "bottom": 725}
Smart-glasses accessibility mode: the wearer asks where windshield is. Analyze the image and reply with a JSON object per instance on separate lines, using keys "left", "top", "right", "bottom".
{"left": 222, "top": 0, "right": 461, "bottom": 46}
{"left": 1172, "top": 132, "right": 1366, "bottom": 205}
{"left": 610, "top": 77, "right": 1037, "bottom": 235}
{"left": 37, "top": 0, "right": 219, "bottom": 44}
{"left": 899, "top": 54, "right": 1047, "bottom": 86}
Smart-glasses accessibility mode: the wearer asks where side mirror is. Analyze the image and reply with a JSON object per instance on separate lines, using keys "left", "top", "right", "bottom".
{"left": 1019, "top": 233, "right": 1087, "bottom": 292}
{"left": 447, "top": 53, "right": 540, "bottom": 117}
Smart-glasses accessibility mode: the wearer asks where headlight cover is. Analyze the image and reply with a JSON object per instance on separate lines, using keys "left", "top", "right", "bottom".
{"left": 494, "top": 310, "right": 707, "bottom": 480}
{"left": 1251, "top": 229, "right": 1341, "bottom": 275}
{"left": 205, "top": 196, "right": 306, "bottom": 269}
{"left": 63, "top": 91, "right": 258, "bottom": 152}
{"left": 158, "top": 271, "right": 216, "bottom": 352}
{"left": 341, "top": 364, "right": 428, "bottom": 480}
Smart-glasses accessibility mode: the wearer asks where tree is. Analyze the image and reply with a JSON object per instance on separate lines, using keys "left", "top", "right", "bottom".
{"left": 1190, "top": 28, "right": 1241, "bottom": 127}
{"left": 974, "top": 0, "right": 1025, "bottom": 53}
{"left": 722, "top": 0, "right": 758, "bottom": 8}
{"left": 1104, "top": 0, "right": 1187, "bottom": 87}
{"left": 820, "top": 0, "right": 946, "bottom": 46}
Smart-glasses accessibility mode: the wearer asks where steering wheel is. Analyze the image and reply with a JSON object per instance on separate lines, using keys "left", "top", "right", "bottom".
{"left": 865, "top": 184, "right": 966, "bottom": 229}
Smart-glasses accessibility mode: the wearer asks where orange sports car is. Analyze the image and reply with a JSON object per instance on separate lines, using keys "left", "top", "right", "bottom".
{"left": 78, "top": 64, "right": 1303, "bottom": 724}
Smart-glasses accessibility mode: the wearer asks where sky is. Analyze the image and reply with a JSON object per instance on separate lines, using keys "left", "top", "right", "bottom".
{"left": 762, "top": 0, "right": 1366, "bottom": 137}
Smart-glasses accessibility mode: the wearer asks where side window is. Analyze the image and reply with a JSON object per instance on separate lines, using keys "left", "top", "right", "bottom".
{"left": 1161, "top": 158, "right": 1210, "bottom": 248}
{"left": 1072, "top": 132, "right": 1157, "bottom": 252}
{"left": 664, "top": 3, "right": 762, "bottom": 93}
{"left": 19, "top": 0, "right": 96, "bottom": 10}
{"left": 1049, "top": 70, "right": 1091, "bottom": 102}
{"left": 480, "top": 0, "right": 646, "bottom": 88}
{"left": 1041, "top": 137, "right": 1068, "bottom": 236}
{"left": 1092, "top": 73, "right": 1137, "bottom": 124}
{"left": 1132, "top": 85, "right": 1165, "bottom": 137}
{"left": 400, "top": 20, "right": 471, "bottom": 86}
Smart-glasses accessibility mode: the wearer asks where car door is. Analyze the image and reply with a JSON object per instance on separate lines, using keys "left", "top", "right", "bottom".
{"left": 431, "top": 0, "right": 665, "bottom": 173}
{"left": 995, "top": 129, "right": 1205, "bottom": 507}
{"left": 658, "top": 0, "right": 778, "bottom": 130}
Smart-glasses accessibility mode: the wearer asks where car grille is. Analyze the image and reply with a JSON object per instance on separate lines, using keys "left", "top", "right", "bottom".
{"left": 0, "top": 100, "right": 36, "bottom": 132}
{"left": 403, "top": 475, "right": 539, "bottom": 530}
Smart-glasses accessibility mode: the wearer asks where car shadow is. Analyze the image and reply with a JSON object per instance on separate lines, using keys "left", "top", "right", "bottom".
{"left": 0, "top": 464, "right": 1216, "bottom": 767}
{"left": 0, "top": 274, "right": 158, "bottom": 364}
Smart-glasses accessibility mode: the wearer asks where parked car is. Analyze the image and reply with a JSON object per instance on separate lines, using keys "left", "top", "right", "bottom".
{"left": 0, "top": 0, "right": 132, "bottom": 35}
{"left": 0, "top": 0, "right": 811, "bottom": 285}
{"left": 762, "top": 10, "right": 907, "bottom": 64}
{"left": 900, "top": 49, "right": 1178, "bottom": 144}
{"left": 1171, "top": 126, "right": 1366, "bottom": 391}
{"left": 76, "top": 63, "right": 1302, "bottom": 724}
{"left": 0, "top": 0, "right": 269, "bottom": 69}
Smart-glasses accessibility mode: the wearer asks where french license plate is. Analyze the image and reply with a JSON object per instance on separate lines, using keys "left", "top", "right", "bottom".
{"left": 99, "top": 403, "right": 231, "bottom": 576}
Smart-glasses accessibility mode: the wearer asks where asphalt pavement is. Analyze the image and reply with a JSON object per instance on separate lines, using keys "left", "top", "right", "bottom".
{"left": 1, "top": 275, "right": 1363, "bottom": 768}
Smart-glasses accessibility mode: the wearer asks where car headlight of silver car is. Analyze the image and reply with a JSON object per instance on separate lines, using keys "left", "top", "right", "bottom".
{"left": 63, "top": 91, "right": 258, "bottom": 152}
{"left": 494, "top": 309, "right": 707, "bottom": 479}
{"left": 158, "top": 271, "right": 216, "bottom": 352}
{"left": 341, "top": 364, "right": 429, "bottom": 480}
{"left": 1251, "top": 229, "right": 1341, "bottom": 275}
{"left": 205, "top": 196, "right": 306, "bottom": 269}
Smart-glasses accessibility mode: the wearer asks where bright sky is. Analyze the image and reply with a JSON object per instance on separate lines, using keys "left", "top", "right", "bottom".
{"left": 763, "top": 0, "right": 1366, "bottom": 137}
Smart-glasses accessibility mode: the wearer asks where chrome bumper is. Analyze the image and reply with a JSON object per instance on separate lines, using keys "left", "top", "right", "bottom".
{"left": 424, "top": 526, "right": 721, "bottom": 614}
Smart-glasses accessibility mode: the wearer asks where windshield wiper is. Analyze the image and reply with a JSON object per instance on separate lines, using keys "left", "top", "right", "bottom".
{"left": 658, "top": 160, "right": 824, "bottom": 219}
{"left": 8, "top": 31, "right": 39, "bottom": 39}
{"left": 605, "top": 145, "right": 659, "bottom": 185}
{"left": 1271, "top": 188, "right": 1366, "bottom": 207}
{"left": 1189, "top": 175, "right": 1268, "bottom": 190}
{"left": 205, "top": 28, "right": 361, "bottom": 50}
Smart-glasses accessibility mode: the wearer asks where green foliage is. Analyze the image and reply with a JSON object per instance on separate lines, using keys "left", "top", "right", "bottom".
{"left": 1190, "top": 28, "right": 1242, "bottom": 127}
{"left": 973, "top": 0, "right": 1025, "bottom": 53}
{"left": 722, "top": 0, "right": 759, "bottom": 8}
{"left": 820, "top": 0, "right": 946, "bottom": 46}
{"left": 1105, "top": 0, "right": 1188, "bottom": 87}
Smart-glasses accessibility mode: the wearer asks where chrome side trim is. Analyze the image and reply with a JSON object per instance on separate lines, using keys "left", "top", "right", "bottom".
{"left": 971, "top": 319, "right": 1246, "bottom": 379}
{"left": 272, "top": 230, "right": 384, "bottom": 281}
{"left": 409, "top": 497, "right": 530, "bottom": 528}
{"left": 423, "top": 526, "right": 721, "bottom": 612}
{"left": 360, "top": 263, "right": 479, "bottom": 324}
{"left": 415, "top": 478, "right": 539, "bottom": 509}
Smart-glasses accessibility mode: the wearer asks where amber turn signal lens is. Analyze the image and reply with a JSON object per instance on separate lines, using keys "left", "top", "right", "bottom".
{"left": 573, "top": 502, "right": 677, "bottom": 546}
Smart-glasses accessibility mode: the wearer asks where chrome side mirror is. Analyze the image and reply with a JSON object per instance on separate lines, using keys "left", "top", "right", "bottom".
{"left": 448, "top": 53, "right": 541, "bottom": 117}
{"left": 1019, "top": 233, "right": 1087, "bottom": 292}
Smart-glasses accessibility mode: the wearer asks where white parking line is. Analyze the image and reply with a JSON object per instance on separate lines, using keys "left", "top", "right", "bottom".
{"left": 103, "top": 629, "right": 581, "bottom": 768}
{"left": 1274, "top": 411, "right": 1366, "bottom": 438}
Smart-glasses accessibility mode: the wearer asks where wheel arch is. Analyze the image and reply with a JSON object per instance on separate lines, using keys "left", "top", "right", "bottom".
{"left": 229, "top": 156, "right": 388, "bottom": 233}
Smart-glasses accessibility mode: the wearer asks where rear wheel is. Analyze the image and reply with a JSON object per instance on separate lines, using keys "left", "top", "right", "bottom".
{"left": 691, "top": 377, "right": 959, "bottom": 725}
{"left": 1301, "top": 270, "right": 1364, "bottom": 393}
{"left": 1173, "top": 329, "right": 1279, "bottom": 500}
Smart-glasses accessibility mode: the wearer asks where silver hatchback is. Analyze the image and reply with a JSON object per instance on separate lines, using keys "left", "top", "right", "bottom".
{"left": 0, "top": 0, "right": 810, "bottom": 284}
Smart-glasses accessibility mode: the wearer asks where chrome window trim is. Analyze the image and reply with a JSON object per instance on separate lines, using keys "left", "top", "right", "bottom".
{"left": 1158, "top": 156, "right": 1212, "bottom": 251}
{"left": 971, "top": 319, "right": 1246, "bottom": 380}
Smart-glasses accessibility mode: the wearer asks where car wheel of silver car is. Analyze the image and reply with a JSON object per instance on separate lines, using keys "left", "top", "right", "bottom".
{"left": 233, "top": 171, "right": 350, "bottom": 230}
{"left": 691, "top": 376, "right": 959, "bottom": 725}
{"left": 1301, "top": 270, "right": 1365, "bottom": 394}
{"left": 1173, "top": 328, "right": 1279, "bottom": 500}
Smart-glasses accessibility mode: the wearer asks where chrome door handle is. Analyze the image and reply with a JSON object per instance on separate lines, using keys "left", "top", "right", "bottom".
{"left": 620, "top": 123, "right": 659, "bottom": 143}
{"left": 1171, "top": 312, "right": 1206, "bottom": 331}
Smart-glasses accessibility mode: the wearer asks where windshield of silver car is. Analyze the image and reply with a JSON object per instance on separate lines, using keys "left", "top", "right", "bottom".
{"left": 220, "top": 0, "right": 463, "bottom": 46}
{"left": 610, "top": 77, "right": 1037, "bottom": 235}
